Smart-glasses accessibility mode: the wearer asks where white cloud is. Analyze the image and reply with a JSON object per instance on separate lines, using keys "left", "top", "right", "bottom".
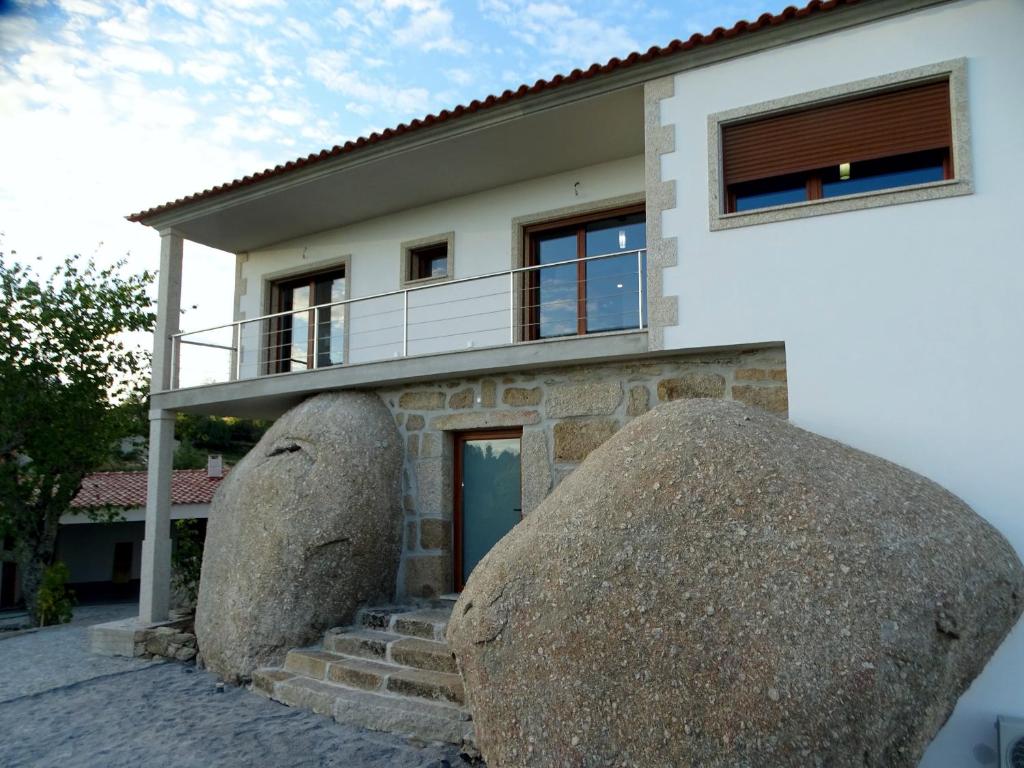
{"left": 308, "top": 49, "right": 431, "bottom": 116}
{"left": 481, "top": 0, "right": 639, "bottom": 68}
{"left": 246, "top": 84, "right": 273, "bottom": 102}
{"left": 57, "top": 0, "right": 108, "bottom": 18}
{"left": 100, "top": 44, "right": 175, "bottom": 75}
{"left": 161, "top": 0, "right": 200, "bottom": 19}
{"left": 180, "top": 50, "right": 240, "bottom": 84}
{"left": 97, "top": 5, "right": 152, "bottom": 43}
{"left": 445, "top": 67, "right": 473, "bottom": 86}
{"left": 268, "top": 107, "right": 304, "bottom": 126}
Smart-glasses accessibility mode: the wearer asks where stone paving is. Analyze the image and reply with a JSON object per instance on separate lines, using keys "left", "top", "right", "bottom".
{"left": 0, "top": 604, "right": 466, "bottom": 767}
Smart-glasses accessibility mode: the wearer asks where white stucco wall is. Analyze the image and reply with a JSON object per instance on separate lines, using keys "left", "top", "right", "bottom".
{"left": 657, "top": 1, "right": 1024, "bottom": 764}
{"left": 235, "top": 155, "right": 644, "bottom": 372}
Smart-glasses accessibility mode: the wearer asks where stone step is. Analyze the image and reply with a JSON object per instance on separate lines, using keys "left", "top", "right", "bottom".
{"left": 325, "top": 627, "right": 458, "bottom": 674}
{"left": 252, "top": 669, "right": 473, "bottom": 745}
{"left": 357, "top": 606, "right": 452, "bottom": 640}
{"left": 324, "top": 627, "right": 401, "bottom": 661}
{"left": 284, "top": 648, "right": 465, "bottom": 705}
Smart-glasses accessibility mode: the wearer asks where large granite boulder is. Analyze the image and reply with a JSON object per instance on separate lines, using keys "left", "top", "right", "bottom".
{"left": 196, "top": 391, "right": 403, "bottom": 683}
{"left": 448, "top": 399, "right": 1023, "bottom": 767}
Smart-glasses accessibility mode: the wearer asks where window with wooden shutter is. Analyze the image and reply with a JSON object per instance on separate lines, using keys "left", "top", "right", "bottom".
{"left": 721, "top": 78, "right": 954, "bottom": 214}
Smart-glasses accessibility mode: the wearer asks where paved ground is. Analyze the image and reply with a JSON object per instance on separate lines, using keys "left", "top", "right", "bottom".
{"left": 0, "top": 604, "right": 466, "bottom": 767}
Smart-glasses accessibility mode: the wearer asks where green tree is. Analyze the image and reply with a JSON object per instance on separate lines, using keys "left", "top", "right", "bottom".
{"left": 0, "top": 251, "right": 154, "bottom": 623}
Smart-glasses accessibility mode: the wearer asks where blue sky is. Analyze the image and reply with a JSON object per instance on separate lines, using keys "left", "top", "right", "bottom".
{"left": 0, "top": 0, "right": 778, "bottom": 328}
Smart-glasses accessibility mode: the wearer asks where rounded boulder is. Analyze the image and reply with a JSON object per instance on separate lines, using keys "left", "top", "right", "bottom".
{"left": 196, "top": 391, "right": 403, "bottom": 683}
{"left": 447, "top": 399, "right": 1023, "bottom": 767}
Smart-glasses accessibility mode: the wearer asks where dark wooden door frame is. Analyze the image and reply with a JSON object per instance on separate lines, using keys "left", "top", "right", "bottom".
{"left": 452, "top": 427, "right": 523, "bottom": 592}
{"left": 522, "top": 203, "right": 645, "bottom": 341}
{"left": 267, "top": 267, "right": 345, "bottom": 374}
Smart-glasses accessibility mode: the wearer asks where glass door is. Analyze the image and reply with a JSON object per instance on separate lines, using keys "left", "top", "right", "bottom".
{"left": 270, "top": 268, "right": 346, "bottom": 373}
{"left": 454, "top": 430, "right": 522, "bottom": 590}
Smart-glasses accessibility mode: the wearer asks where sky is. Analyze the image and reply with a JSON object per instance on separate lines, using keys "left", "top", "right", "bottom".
{"left": 0, "top": 0, "right": 779, "bottom": 335}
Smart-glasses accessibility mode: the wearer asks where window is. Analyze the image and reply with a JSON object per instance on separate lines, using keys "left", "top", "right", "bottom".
{"left": 409, "top": 242, "right": 449, "bottom": 281}
{"left": 523, "top": 206, "right": 646, "bottom": 341}
{"left": 401, "top": 232, "right": 454, "bottom": 286}
{"left": 721, "top": 78, "right": 955, "bottom": 214}
{"left": 269, "top": 267, "right": 346, "bottom": 373}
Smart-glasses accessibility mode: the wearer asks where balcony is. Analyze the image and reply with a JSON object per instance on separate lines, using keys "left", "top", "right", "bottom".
{"left": 170, "top": 248, "right": 648, "bottom": 394}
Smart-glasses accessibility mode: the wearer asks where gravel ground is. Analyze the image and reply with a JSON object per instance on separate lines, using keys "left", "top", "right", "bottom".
{"left": 0, "top": 604, "right": 465, "bottom": 767}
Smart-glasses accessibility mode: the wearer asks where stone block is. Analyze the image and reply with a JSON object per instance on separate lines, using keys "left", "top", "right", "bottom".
{"left": 419, "top": 518, "right": 451, "bottom": 551}
{"left": 732, "top": 385, "right": 789, "bottom": 415}
{"left": 546, "top": 381, "right": 622, "bottom": 418}
{"left": 521, "top": 429, "right": 552, "bottom": 515}
{"left": 657, "top": 373, "right": 726, "bottom": 401}
{"left": 406, "top": 414, "right": 425, "bottom": 431}
{"left": 627, "top": 385, "right": 649, "bottom": 417}
{"left": 735, "top": 368, "right": 787, "bottom": 382}
{"left": 415, "top": 458, "right": 448, "bottom": 518}
{"left": 553, "top": 420, "right": 618, "bottom": 462}
{"left": 404, "top": 554, "right": 451, "bottom": 599}
{"left": 430, "top": 410, "right": 540, "bottom": 431}
{"left": 502, "top": 387, "right": 542, "bottom": 406}
{"left": 399, "top": 391, "right": 446, "bottom": 410}
{"left": 448, "top": 389, "right": 474, "bottom": 409}
{"left": 480, "top": 379, "right": 496, "bottom": 408}
{"left": 420, "top": 431, "right": 443, "bottom": 459}
{"left": 406, "top": 433, "right": 419, "bottom": 458}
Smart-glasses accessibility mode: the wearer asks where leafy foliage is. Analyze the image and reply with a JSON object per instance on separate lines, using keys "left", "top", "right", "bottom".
{"left": 171, "top": 519, "right": 204, "bottom": 608}
{"left": 175, "top": 413, "right": 270, "bottom": 464}
{"left": 34, "top": 561, "right": 75, "bottom": 626}
{"left": 0, "top": 250, "right": 155, "bottom": 622}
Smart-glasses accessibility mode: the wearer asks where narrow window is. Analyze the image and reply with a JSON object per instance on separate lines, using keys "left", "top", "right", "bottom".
{"left": 268, "top": 267, "right": 346, "bottom": 373}
{"left": 408, "top": 242, "right": 449, "bottom": 282}
{"left": 523, "top": 206, "right": 646, "bottom": 341}
{"left": 722, "top": 79, "right": 953, "bottom": 213}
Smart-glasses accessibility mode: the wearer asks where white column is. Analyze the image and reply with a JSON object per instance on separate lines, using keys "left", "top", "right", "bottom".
{"left": 139, "top": 411, "right": 175, "bottom": 623}
{"left": 152, "top": 229, "right": 183, "bottom": 392}
{"left": 138, "top": 229, "right": 183, "bottom": 624}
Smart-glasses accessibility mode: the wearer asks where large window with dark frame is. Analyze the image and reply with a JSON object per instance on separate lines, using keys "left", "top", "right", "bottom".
{"left": 523, "top": 206, "right": 646, "bottom": 341}
{"left": 268, "top": 267, "right": 346, "bottom": 373}
{"left": 722, "top": 78, "right": 953, "bottom": 213}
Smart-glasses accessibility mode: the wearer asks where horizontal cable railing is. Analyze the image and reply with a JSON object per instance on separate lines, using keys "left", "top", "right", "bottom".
{"left": 170, "top": 248, "right": 647, "bottom": 390}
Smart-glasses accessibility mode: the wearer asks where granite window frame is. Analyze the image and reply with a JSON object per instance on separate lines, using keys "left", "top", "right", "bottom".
{"left": 400, "top": 231, "right": 455, "bottom": 288}
{"left": 707, "top": 58, "right": 972, "bottom": 230}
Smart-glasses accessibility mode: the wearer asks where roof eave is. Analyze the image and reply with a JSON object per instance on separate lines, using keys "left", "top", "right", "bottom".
{"left": 128, "top": 0, "right": 956, "bottom": 231}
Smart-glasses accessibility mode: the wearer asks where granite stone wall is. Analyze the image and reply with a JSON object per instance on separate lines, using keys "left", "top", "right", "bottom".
{"left": 375, "top": 345, "right": 787, "bottom": 599}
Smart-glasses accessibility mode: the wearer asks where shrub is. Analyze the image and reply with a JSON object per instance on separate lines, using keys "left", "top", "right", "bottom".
{"left": 171, "top": 519, "right": 204, "bottom": 608}
{"left": 35, "top": 562, "right": 75, "bottom": 626}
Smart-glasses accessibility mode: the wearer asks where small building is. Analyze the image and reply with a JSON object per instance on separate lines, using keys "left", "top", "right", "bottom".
{"left": 0, "top": 464, "right": 224, "bottom": 609}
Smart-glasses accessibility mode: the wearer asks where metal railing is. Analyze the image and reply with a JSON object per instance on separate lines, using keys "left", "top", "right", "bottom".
{"left": 169, "top": 248, "right": 647, "bottom": 390}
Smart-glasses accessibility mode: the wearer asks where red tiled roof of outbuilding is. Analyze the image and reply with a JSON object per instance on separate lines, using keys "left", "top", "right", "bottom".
{"left": 70, "top": 469, "right": 226, "bottom": 509}
{"left": 126, "top": 0, "right": 860, "bottom": 223}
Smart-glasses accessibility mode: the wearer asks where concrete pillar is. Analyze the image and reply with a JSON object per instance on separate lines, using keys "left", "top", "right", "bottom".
{"left": 138, "top": 230, "right": 184, "bottom": 624}
{"left": 139, "top": 411, "right": 175, "bottom": 623}
{"left": 152, "top": 229, "right": 183, "bottom": 392}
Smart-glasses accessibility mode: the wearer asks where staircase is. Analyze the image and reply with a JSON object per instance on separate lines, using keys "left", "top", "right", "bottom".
{"left": 251, "top": 603, "right": 473, "bottom": 745}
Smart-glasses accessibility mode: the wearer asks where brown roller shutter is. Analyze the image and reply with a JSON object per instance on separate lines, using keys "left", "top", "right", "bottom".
{"left": 722, "top": 80, "right": 951, "bottom": 186}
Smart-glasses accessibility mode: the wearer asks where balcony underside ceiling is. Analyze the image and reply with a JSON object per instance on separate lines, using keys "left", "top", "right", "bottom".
{"left": 160, "top": 86, "right": 645, "bottom": 254}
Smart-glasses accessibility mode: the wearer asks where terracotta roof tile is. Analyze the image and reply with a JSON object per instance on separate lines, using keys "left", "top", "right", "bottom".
{"left": 71, "top": 469, "right": 226, "bottom": 509}
{"left": 126, "top": 0, "right": 859, "bottom": 224}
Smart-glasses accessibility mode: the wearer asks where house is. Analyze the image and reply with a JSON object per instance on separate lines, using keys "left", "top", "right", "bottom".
{"left": 118, "top": 0, "right": 1023, "bottom": 763}
{"left": 0, "top": 465, "right": 223, "bottom": 609}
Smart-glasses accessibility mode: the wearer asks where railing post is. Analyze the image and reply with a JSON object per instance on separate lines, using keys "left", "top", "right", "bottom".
{"left": 509, "top": 271, "right": 515, "bottom": 344}
{"left": 402, "top": 290, "right": 409, "bottom": 357}
{"left": 234, "top": 322, "right": 243, "bottom": 381}
{"left": 312, "top": 306, "right": 320, "bottom": 369}
{"left": 170, "top": 335, "right": 181, "bottom": 390}
{"left": 636, "top": 249, "right": 645, "bottom": 330}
